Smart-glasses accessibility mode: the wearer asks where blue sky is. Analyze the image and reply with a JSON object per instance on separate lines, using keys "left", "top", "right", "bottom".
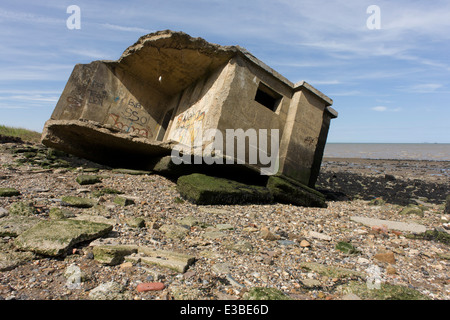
{"left": 0, "top": 0, "right": 449, "bottom": 143}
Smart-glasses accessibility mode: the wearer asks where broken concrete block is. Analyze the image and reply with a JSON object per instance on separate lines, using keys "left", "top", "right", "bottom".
{"left": 159, "top": 223, "right": 190, "bottom": 240}
{"left": 266, "top": 175, "right": 326, "bottom": 208}
{"left": 0, "top": 188, "right": 20, "bottom": 197}
{"left": 8, "top": 201, "right": 38, "bottom": 216}
{"left": 177, "top": 173, "right": 273, "bottom": 205}
{"left": 93, "top": 245, "right": 138, "bottom": 265}
{"left": 0, "top": 249, "right": 35, "bottom": 271}
{"left": 0, "top": 215, "right": 41, "bottom": 237}
{"left": 14, "top": 219, "right": 113, "bottom": 256}
{"left": 76, "top": 175, "right": 102, "bottom": 185}
{"left": 48, "top": 207, "right": 76, "bottom": 219}
{"left": 350, "top": 216, "right": 427, "bottom": 234}
{"left": 61, "top": 196, "right": 98, "bottom": 208}
{"left": 125, "top": 247, "right": 195, "bottom": 273}
{"left": 113, "top": 196, "right": 135, "bottom": 207}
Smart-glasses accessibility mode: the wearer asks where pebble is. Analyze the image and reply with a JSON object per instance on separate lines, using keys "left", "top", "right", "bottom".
{"left": 300, "top": 240, "right": 311, "bottom": 247}
{"left": 260, "top": 227, "right": 279, "bottom": 241}
{"left": 308, "top": 231, "right": 332, "bottom": 241}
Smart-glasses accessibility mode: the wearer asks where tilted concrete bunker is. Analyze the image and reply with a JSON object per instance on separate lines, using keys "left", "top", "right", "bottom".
{"left": 42, "top": 30, "right": 337, "bottom": 189}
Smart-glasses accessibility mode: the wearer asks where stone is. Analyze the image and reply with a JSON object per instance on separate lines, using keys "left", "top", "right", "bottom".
{"left": 120, "top": 261, "right": 133, "bottom": 269}
{"left": 92, "top": 187, "right": 123, "bottom": 198}
{"left": 93, "top": 245, "right": 138, "bottom": 265}
{"left": 48, "top": 207, "right": 75, "bottom": 219}
{"left": 64, "top": 264, "right": 88, "bottom": 287}
{"left": 176, "top": 216, "right": 201, "bottom": 227}
{"left": 0, "top": 250, "right": 35, "bottom": 271}
{"left": 226, "top": 240, "right": 253, "bottom": 253}
{"left": 136, "top": 282, "right": 165, "bottom": 292}
{"left": 350, "top": 216, "right": 427, "bottom": 234}
{"left": 277, "top": 240, "right": 296, "bottom": 246}
{"left": 14, "top": 219, "right": 113, "bottom": 256}
{"left": 266, "top": 175, "right": 327, "bottom": 208}
{"left": 202, "top": 230, "right": 226, "bottom": 239}
{"left": 88, "top": 282, "right": 128, "bottom": 300}
{"left": 113, "top": 196, "right": 135, "bottom": 207}
{"left": 308, "top": 231, "right": 332, "bottom": 241}
{"left": 335, "top": 242, "right": 360, "bottom": 255}
{"left": 301, "top": 279, "right": 321, "bottom": 288}
{"left": 8, "top": 201, "right": 37, "bottom": 216}
{"left": 399, "top": 205, "right": 424, "bottom": 217}
{"left": 76, "top": 175, "right": 102, "bottom": 185}
{"left": 125, "top": 217, "right": 145, "bottom": 228}
{"left": 0, "top": 215, "right": 41, "bottom": 237}
{"left": 260, "top": 227, "right": 279, "bottom": 241}
{"left": 177, "top": 174, "right": 273, "bottom": 205}
{"left": 126, "top": 247, "right": 195, "bottom": 273}
{"left": 0, "top": 188, "right": 20, "bottom": 197}
{"left": 61, "top": 196, "right": 98, "bottom": 208}
{"left": 160, "top": 224, "right": 189, "bottom": 240}
{"left": 300, "top": 240, "right": 311, "bottom": 247}
{"left": 374, "top": 251, "right": 396, "bottom": 264}
{"left": 243, "top": 287, "right": 291, "bottom": 300}
{"left": 216, "top": 223, "right": 234, "bottom": 231}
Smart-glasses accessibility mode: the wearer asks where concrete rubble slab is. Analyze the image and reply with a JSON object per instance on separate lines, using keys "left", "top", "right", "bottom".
{"left": 350, "top": 216, "right": 427, "bottom": 234}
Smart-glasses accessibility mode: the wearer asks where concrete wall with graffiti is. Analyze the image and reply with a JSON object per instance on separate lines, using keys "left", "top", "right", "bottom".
{"left": 50, "top": 61, "right": 169, "bottom": 141}
{"left": 165, "top": 63, "right": 232, "bottom": 147}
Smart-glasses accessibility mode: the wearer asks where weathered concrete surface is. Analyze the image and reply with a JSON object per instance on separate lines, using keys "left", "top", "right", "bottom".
{"left": 350, "top": 216, "right": 427, "bottom": 234}
{"left": 42, "top": 30, "right": 337, "bottom": 190}
{"left": 14, "top": 219, "right": 113, "bottom": 256}
{"left": 0, "top": 215, "right": 41, "bottom": 237}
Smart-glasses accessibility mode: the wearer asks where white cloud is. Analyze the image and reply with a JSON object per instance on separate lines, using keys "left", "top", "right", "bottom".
{"left": 100, "top": 23, "right": 153, "bottom": 34}
{"left": 371, "top": 106, "right": 402, "bottom": 112}
{"left": 372, "top": 106, "right": 387, "bottom": 112}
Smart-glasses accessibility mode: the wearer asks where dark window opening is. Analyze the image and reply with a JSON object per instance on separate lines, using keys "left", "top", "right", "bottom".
{"left": 157, "top": 109, "right": 174, "bottom": 141}
{"left": 254, "top": 82, "right": 282, "bottom": 111}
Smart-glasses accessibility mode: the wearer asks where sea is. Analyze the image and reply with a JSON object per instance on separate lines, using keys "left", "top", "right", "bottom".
{"left": 323, "top": 143, "right": 450, "bottom": 161}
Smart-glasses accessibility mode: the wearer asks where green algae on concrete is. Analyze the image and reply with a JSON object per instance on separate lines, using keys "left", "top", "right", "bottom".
{"left": 76, "top": 175, "right": 102, "bottom": 185}
{"left": 14, "top": 219, "right": 113, "bottom": 256}
{"left": 177, "top": 173, "right": 273, "bottom": 205}
{"left": 0, "top": 188, "right": 20, "bottom": 197}
{"left": 61, "top": 196, "right": 98, "bottom": 208}
{"left": 8, "top": 201, "right": 38, "bottom": 216}
{"left": 0, "top": 215, "right": 41, "bottom": 237}
{"left": 266, "top": 175, "right": 327, "bottom": 208}
{"left": 338, "top": 281, "right": 430, "bottom": 300}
